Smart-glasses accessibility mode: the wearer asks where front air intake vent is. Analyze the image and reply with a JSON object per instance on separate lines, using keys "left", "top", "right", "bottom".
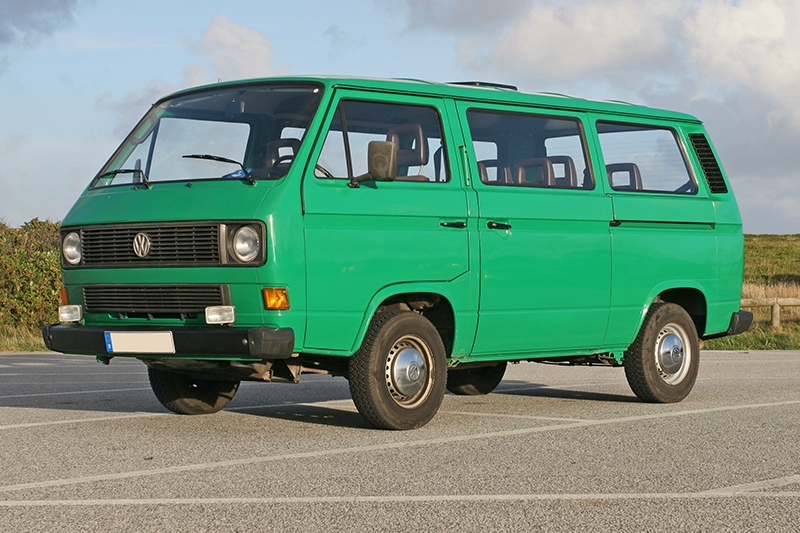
{"left": 82, "top": 284, "right": 229, "bottom": 314}
{"left": 689, "top": 134, "right": 728, "bottom": 194}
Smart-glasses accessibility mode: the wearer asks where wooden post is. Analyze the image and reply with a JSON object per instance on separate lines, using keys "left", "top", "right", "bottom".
{"left": 771, "top": 302, "right": 781, "bottom": 330}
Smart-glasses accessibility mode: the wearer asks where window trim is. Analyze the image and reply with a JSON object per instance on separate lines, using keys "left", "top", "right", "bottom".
{"left": 465, "top": 107, "right": 596, "bottom": 191}
{"left": 314, "top": 97, "right": 451, "bottom": 184}
{"left": 596, "top": 120, "right": 699, "bottom": 196}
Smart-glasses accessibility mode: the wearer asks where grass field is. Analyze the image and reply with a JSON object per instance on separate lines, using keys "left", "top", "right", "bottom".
{"left": 3, "top": 235, "right": 799, "bottom": 352}
{"left": 705, "top": 234, "right": 800, "bottom": 350}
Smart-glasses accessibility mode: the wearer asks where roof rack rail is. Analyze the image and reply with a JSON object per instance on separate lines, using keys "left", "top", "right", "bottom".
{"left": 449, "top": 81, "right": 518, "bottom": 91}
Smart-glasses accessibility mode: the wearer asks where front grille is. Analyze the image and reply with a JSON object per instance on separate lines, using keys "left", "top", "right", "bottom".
{"left": 82, "top": 284, "right": 229, "bottom": 314}
{"left": 78, "top": 222, "right": 220, "bottom": 267}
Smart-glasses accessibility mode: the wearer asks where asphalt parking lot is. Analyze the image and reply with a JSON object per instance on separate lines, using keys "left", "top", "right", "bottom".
{"left": 1, "top": 350, "right": 798, "bottom": 532}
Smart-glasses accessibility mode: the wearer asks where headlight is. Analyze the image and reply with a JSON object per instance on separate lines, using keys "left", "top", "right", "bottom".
{"left": 62, "top": 232, "right": 82, "bottom": 265}
{"left": 232, "top": 225, "right": 260, "bottom": 263}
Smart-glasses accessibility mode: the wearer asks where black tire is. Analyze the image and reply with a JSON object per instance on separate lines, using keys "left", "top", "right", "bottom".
{"left": 447, "top": 361, "right": 507, "bottom": 395}
{"left": 147, "top": 367, "right": 240, "bottom": 415}
{"left": 349, "top": 310, "right": 447, "bottom": 430}
{"left": 624, "top": 302, "right": 700, "bottom": 403}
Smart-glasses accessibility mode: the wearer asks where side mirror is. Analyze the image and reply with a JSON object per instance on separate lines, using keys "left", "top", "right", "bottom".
{"left": 348, "top": 141, "right": 397, "bottom": 188}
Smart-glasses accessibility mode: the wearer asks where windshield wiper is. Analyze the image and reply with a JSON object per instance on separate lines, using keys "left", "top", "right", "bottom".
{"left": 97, "top": 168, "right": 151, "bottom": 189}
{"left": 182, "top": 154, "right": 255, "bottom": 185}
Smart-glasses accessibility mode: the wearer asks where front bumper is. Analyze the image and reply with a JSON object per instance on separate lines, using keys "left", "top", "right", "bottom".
{"left": 42, "top": 324, "right": 295, "bottom": 359}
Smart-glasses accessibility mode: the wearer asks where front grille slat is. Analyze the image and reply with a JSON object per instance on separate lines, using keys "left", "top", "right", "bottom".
{"left": 77, "top": 222, "right": 221, "bottom": 267}
{"left": 82, "top": 284, "right": 227, "bottom": 314}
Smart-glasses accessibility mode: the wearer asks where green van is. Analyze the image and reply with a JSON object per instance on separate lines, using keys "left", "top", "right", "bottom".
{"left": 43, "top": 77, "right": 752, "bottom": 429}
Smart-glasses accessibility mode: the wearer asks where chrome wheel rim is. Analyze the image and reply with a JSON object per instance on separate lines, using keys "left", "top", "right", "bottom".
{"left": 655, "top": 324, "right": 691, "bottom": 385}
{"left": 385, "top": 334, "right": 433, "bottom": 408}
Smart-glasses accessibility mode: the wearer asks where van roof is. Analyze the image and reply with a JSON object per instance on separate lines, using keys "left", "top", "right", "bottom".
{"left": 164, "top": 76, "right": 702, "bottom": 123}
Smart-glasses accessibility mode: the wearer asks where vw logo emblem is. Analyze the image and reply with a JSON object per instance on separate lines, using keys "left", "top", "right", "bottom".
{"left": 132, "top": 233, "right": 152, "bottom": 258}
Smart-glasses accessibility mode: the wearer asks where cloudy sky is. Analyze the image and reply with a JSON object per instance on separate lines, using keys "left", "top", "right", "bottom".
{"left": 0, "top": 0, "right": 797, "bottom": 233}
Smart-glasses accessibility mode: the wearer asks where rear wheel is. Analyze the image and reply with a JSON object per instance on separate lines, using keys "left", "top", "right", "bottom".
{"left": 447, "top": 361, "right": 507, "bottom": 395}
{"left": 349, "top": 311, "right": 447, "bottom": 430}
{"left": 624, "top": 302, "right": 699, "bottom": 403}
{"left": 147, "top": 367, "right": 240, "bottom": 415}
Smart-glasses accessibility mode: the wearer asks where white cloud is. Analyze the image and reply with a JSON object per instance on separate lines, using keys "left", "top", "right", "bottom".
{"left": 388, "top": 0, "right": 800, "bottom": 233}
{"left": 97, "top": 15, "right": 284, "bottom": 140}
{"left": 97, "top": 80, "right": 178, "bottom": 139}
{"left": 377, "top": 0, "right": 530, "bottom": 31}
{"left": 686, "top": 0, "right": 800, "bottom": 131}
{"left": 0, "top": 0, "right": 80, "bottom": 46}
{"left": 484, "top": 0, "right": 688, "bottom": 79}
{"left": 190, "top": 14, "right": 282, "bottom": 83}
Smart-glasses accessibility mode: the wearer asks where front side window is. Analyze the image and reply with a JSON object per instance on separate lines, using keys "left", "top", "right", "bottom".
{"left": 466, "top": 109, "right": 593, "bottom": 189}
{"left": 316, "top": 100, "right": 449, "bottom": 182}
{"left": 92, "top": 84, "right": 322, "bottom": 188}
{"left": 597, "top": 122, "right": 696, "bottom": 194}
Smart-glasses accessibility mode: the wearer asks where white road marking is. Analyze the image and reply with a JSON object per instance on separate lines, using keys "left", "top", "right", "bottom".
{"left": 0, "top": 399, "right": 354, "bottom": 431}
{"left": 701, "top": 474, "right": 800, "bottom": 494}
{"left": 444, "top": 410, "right": 589, "bottom": 422}
{"left": 0, "top": 387, "right": 151, "bottom": 400}
{"left": 1, "top": 399, "right": 798, "bottom": 494}
{"left": 0, "top": 491, "right": 797, "bottom": 507}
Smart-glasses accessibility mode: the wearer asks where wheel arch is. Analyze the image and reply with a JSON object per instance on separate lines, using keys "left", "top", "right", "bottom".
{"left": 656, "top": 287, "right": 708, "bottom": 337}
{"left": 354, "top": 284, "right": 458, "bottom": 358}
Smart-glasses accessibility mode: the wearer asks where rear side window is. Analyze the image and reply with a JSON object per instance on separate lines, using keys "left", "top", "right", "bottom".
{"left": 466, "top": 109, "right": 593, "bottom": 189}
{"left": 597, "top": 122, "right": 696, "bottom": 194}
{"left": 316, "top": 100, "right": 449, "bottom": 182}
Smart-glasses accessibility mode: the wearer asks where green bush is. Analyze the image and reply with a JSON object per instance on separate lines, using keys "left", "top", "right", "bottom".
{"left": 0, "top": 218, "right": 61, "bottom": 327}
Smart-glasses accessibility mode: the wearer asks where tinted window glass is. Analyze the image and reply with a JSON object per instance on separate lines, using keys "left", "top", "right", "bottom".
{"left": 597, "top": 122, "right": 696, "bottom": 194}
{"left": 316, "top": 100, "right": 448, "bottom": 182}
{"left": 92, "top": 84, "right": 322, "bottom": 188}
{"left": 466, "top": 110, "right": 592, "bottom": 189}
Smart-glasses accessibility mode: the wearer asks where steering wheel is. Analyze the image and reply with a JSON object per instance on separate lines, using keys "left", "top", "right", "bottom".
{"left": 274, "top": 155, "right": 295, "bottom": 167}
{"left": 314, "top": 164, "right": 335, "bottom": 179}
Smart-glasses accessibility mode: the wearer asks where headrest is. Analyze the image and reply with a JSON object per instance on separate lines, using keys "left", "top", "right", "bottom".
{"left": 607, "top": 162, "right": 642, "bottom": 190}
{"left": 515, "top": 158, "right": 554, "bottom": 186}
{"left": 549, "top": 155, "right": 577, "bottom": 187}
{"left": 477, "top": 159, "right": 512, "bottom": 184}
{"left": 386, "top": 124, "right": 428, "bottom": 167}
{"left": 266, "top": 138, "right": 301, "bottom": 167}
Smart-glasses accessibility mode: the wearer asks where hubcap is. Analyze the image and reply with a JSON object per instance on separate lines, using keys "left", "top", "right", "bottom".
{"left": 385, "top": 335, "right": 432, "bottom": 407}
{"left": 655, "top": 324, "right": 691, "bottom": 385}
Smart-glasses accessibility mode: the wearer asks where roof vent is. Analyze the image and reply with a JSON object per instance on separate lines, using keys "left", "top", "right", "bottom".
{"left": 449, "top": 81, "right": 518, "bottom": 91}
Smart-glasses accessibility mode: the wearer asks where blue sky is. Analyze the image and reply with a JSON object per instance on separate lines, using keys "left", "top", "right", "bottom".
{"left": 1, "top": 0, "right": 798, "bottom": 233}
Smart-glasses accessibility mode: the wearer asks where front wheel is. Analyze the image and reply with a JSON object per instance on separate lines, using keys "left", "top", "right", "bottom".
{"left": 624, "top": 302, "right": 700, "bottom": 403}
{"left": 349, "top": 311, "right": 447, "bottom": 430}
{"left": 148, "top": 367, "right": 240, "bottom": 415}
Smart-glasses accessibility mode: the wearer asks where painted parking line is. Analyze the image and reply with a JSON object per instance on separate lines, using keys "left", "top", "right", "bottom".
{"left": 0, "top": 490, "right": 798, "bottom": 508}
{"left": 701, "top": 474, "right": 800, "bottom": 494}
{"left": 0, "top": 387, "right": 151, "bottom": 400}
{"left": 2, "top": 399, "right": 798, "bottom": 494}
{"left": 0, "top": 399, "right": 355, "bottom": 431}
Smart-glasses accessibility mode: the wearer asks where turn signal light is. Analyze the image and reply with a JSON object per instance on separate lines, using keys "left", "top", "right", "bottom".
{"left": 60, "top": 287, "right": 69, "bottom": 305}
{"left": 263, "top": 288, "right": 290, "bottom": 310}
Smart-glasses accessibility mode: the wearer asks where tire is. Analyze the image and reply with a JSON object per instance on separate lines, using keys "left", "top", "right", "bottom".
{"left": 447, "top": 361, "right": 507, "bottom": 395}
{"left": 147, "top": 367, "right": 240, "bottom": 415}
{"left": 349, "top": 310, "right": 447, "bottom": 430}
{"left": 624, "top": 302, "right": 700, "bottom": 403}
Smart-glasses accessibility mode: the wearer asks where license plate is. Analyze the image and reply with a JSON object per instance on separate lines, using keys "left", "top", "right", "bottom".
{"left": 104, "top": 331, "right": 175, "bottom": 354}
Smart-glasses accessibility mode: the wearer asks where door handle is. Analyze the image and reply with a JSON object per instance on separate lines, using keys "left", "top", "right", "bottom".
{"left": 440, "top": 221, "right": 467, "bottom": 228}
{"left": 487, "top": 221, "right": 512, "bottom": 230}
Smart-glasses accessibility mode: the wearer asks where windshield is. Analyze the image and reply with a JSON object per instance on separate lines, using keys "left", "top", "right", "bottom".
{"left": 92, "top": 83, "right": 323, "bottom": 188}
